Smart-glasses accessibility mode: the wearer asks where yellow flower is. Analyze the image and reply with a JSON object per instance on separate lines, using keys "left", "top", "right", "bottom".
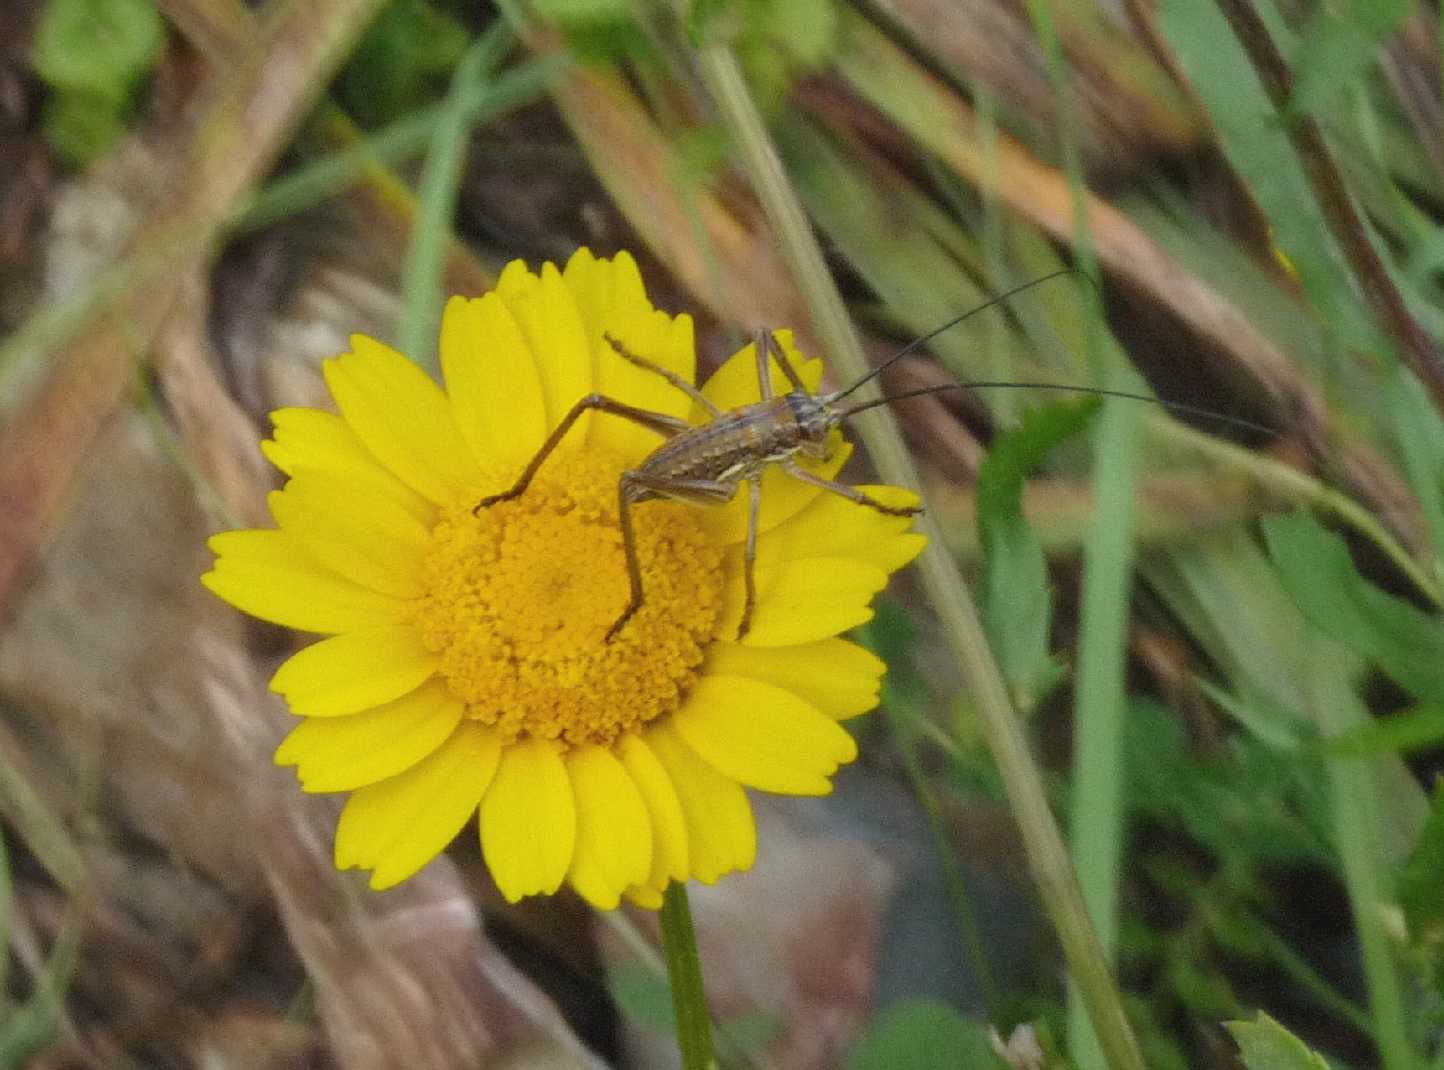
{"left": 203, "top": 249, "right": 925, "bottom": 908}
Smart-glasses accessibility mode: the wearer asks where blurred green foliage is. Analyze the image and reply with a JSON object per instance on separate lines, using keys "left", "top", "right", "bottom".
{"left": 32, "top": 0, "right": 164, "bottom": 165}
{"left": 1228, "top": 1013, "right": 1334, "bottom": 1070}
{"left": 977, "top": 398, "right": 1100, "bottom": 710}
{"left": 845, "top": 999, "right": 1008, "bottom": 1070}
{"left": 338, "top": 0, "right": 470, "bottom": 127}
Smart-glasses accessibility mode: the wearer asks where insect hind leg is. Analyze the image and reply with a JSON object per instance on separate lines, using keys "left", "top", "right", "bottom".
{"left": 780, "top": 461, "right": 922, "bottom": 517}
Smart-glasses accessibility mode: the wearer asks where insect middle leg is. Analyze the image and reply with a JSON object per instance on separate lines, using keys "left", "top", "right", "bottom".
{"left": 755, "top": 328, "right": 808, "bottom": 396}
{"left": 607, "top": 470, "right": 736, "bottom": 641}
{"left": 475, "top": 393, "right": 690, "bottom": 511}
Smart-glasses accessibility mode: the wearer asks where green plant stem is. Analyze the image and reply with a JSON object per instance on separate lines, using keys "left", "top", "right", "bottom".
{"left": 659, "top": 882, "right": 715, "bottom": 1070}
{"left": 692, "top": 40, "right": 1145, "bottom": 1070}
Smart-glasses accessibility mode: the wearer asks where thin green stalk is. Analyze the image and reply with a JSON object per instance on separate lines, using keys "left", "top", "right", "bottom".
{"left": 230, "top": 103, "right": 446, "bottom": 233}
{"left": 1152, "top": 418, "right": 1442, "bottom": 606}
{"left": 691, "top": 39, "right": 1145, "bottom": 1070}
{"left": 1235, "top": 910, "right": 1376, "bottom": 1038}
{"left": 659, "top": 882, "right": 716, "bottom": 1070}
{"left": 1017, "top": 6, "right": 1140, "bottom": 1069}
{"left": 399, "top": 24, "right": 516, "bottom": 371}
{"left": 1307, "top": 642, "right": 1418, "bottom": 1070}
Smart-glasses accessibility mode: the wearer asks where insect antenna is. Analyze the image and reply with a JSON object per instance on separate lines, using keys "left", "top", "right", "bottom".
{"left": 830, "top": 268, "right": 1096, "bottom": 405}
{"left": 835, "top": 381, "right": 1277, "bottom": 438}
{"left": 829, "top": 268, "right": 1275, "bottom": 438}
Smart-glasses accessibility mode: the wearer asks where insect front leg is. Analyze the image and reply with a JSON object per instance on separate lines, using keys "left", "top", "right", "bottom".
{"left": 474, "top": 394, "right": 690, "bottom": 513}
{"left": 780, "top": 461, "right": 923, "bottom": 517}
{"left": 603, "top": 333, "right": 722, "bottom": 417}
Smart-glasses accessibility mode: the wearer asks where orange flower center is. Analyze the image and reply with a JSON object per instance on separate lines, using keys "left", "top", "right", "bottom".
{"left": 413, "top": 451, "right": 724, "bottom": 747}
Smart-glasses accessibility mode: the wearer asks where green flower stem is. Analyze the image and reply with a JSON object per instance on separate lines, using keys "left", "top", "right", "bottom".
{"left": 692, "top": 41, "right": 1145, "bottom": 1070}
{"left": 659, "top": 882, "right": 715, "bottom": 1070}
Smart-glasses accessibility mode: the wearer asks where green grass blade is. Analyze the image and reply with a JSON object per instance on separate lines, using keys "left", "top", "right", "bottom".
{"left": 399, "top": 23, "right": 518, "bottom": 371}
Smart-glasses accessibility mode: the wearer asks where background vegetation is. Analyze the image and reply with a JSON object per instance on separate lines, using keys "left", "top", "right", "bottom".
{"left": 0, "top": 0, "right": 1441, "bottom": 1067}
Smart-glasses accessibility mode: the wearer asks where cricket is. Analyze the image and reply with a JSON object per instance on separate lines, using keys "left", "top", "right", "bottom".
{"left": 475, "top": 270, "right": 1267, "bottom": 642}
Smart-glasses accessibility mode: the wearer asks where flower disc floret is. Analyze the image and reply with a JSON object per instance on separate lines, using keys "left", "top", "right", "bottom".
{"left": 415, "top": 452, "right": 724, "bottom": 748}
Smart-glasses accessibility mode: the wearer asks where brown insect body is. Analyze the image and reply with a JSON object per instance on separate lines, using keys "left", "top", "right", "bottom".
{"left": 633, "top": 393, "right": 835, "bottom": 505}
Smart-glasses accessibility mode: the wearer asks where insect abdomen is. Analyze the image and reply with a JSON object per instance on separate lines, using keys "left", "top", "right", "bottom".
{"left": 641, "top": 398, "right": 801, "bottom": 483}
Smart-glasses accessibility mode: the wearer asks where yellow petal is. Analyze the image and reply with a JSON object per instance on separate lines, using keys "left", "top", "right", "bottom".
{"left": 562, "top": 248, "right": 650, "bottom": 340}
{"left": 479, "top": 737, "right": 576, "bottom": 900}
{"left": 616, "top": 733, "right": 688, "bottom": 894}
{"left": 269, "top": 625, "right": 438, "bottom": 716}
{"left": 495, "top": 259, "right": 593, "bottom": 439}
{"left": 561, "top": 248, "right": 696, "bottom": 460}
{"left": 564, "top": 745, "right": 652, "bottom": 910}
{"left": 704, "top": 638, "right": 885, "bottom": 719}
{"left": 440, "top": 293, "right": 547, "bottom": 479}
{"left": 203, "top": 530, "right": 407, "bottom": 634}
{"left": 268, "top": 475, "right": 430, "bottom": 598}
{"left": 275, "top": 679, "right": 464, "bottom": 791}
{"left": 262, "top": 408, "right": 433, "bottom": 524}
{"left": 759, "top": 482, "right": 925, "bottom": 575}
{"left": 717, "top": 555, "right": 888, "bottom": 646}
{"left": 645, "top": 723, "right": 755, "bottom": 884}
{"left": 334, "top": 721, "right": 501, "bottom": 889}
{"left": 323, "top": 336, "right": 479, "bottom": 505}
{"left": 673, "top": 675, "right": 857, "bottom": 795}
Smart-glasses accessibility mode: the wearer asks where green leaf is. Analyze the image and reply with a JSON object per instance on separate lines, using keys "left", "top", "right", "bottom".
{"left": 32, "top": 0, "right": 164, "bottom": 164}
{"left": 749, "top": 0, "right": 837, "bottom": 67}
{"left": 1386, "top": 366, "right": 1444, "bottom": 573}
{"left": 1289, "top": 2, "right": 1412, "bottom": 118}
{"left": 687, "top": 0, "right": 738, "bottom": 47}
{"left": 339, "top": 0, "right": 470, "bottom": 127}
{"left": 532, "top": 0, "right": 632, "bottom": 24}
{"left": 1155, "top": 0, "right": 1385, "bottom": 360}
{"left": 977, "top": 397, "right": 1100, "bottom": 707}
{"left": 32, "top": 0, "right": 163, "bottom": 97}
{"left": 1319, "top": 704, "right": 1444, "bottom": 758}
{"left": 1225, "top": 1012, "right": 1331, "bottom": 1070}
{"left": 1398, "top": 780, "right": 1444, "bottom": 948}
{"left": 1262, "top": 512, "right": 1444, "bottom": 702}
{"left": 846, "top": 1000, "right": 1007, "bottom": 1070}
{"left": 606, "top": 964, "right": 676, "bottom": 1031}
{"left": 40, "top": 90, "right": 129, "bottom": 166}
